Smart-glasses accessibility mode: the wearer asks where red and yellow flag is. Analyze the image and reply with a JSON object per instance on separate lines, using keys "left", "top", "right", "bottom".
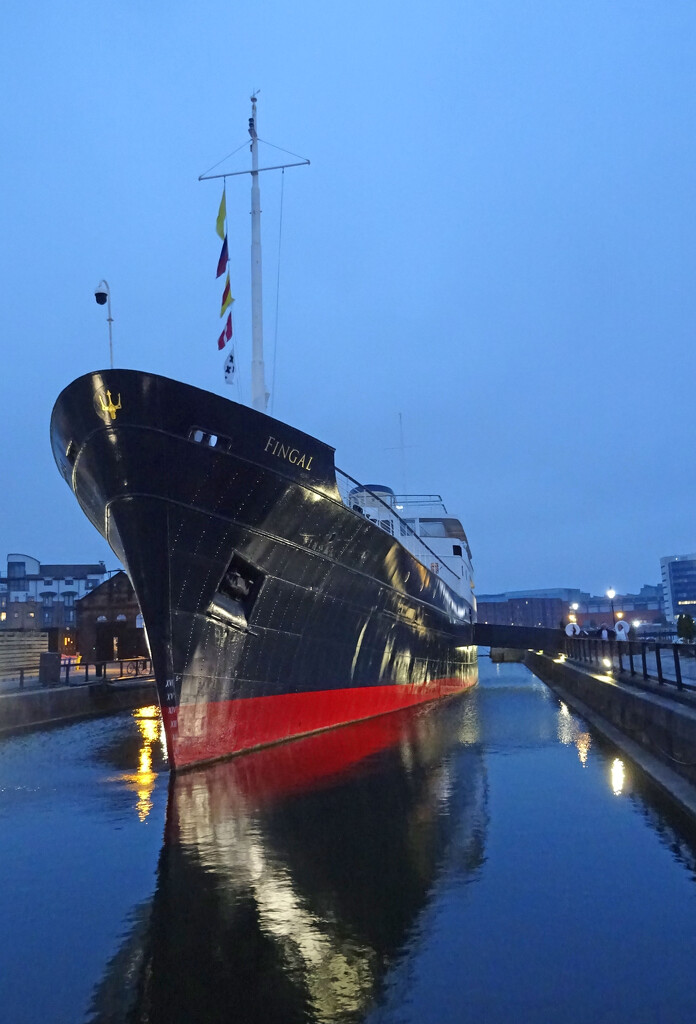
{"left": 220, "top": 273, "right": 234, "bottom": 316}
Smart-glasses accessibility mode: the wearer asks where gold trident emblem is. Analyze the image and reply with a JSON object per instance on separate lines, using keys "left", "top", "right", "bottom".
{"left": 99, "top": 390, "right": 122, "bottom": 421}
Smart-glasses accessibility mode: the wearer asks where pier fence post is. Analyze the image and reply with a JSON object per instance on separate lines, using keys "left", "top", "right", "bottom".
{"left": 673, "top": 645, "right": 684, "bottom": 691}
{"left": 655, "top": 645, "right": 664, "bottom": 686}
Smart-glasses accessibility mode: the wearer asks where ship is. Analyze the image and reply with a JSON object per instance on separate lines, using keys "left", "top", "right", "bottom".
{"left": 49, "top": 98, "right": 477, "bottom": 770}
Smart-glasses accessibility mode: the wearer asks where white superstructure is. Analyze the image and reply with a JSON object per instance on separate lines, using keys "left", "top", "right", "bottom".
{"left": 336, "top": 477, "right": 475, "bottom": 603}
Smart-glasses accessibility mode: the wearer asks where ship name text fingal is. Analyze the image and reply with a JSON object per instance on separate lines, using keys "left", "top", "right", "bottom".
{"left": 264, "top": 435, "right": 314, "bottom": 471}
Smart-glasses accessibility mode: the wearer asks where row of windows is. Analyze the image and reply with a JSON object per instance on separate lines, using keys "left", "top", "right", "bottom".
{"left": 3, "top": 578, "right": 98, "bottom": 591}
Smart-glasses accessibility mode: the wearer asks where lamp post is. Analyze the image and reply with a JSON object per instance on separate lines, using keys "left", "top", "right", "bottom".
{"left": 94, "top": 280, "right": 114, "bottom": 368}
{"left": 606, "top": 588, "right": 616, "bottom": 626}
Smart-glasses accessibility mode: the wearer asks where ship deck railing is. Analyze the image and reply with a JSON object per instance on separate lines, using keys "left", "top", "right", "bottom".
{"left": 335, "top": 468, "right": 461, "bottom": 588}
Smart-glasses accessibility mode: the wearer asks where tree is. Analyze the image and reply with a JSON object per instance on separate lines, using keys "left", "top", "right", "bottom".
{"left": 677, "top": 613, "right": 695, "bottom": 643}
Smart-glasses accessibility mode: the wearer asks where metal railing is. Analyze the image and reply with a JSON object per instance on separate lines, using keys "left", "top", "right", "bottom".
{"left": 564, "top": 636, "right": 696, "bottom": 693}
{"left": 0, "top": 656, "right": 153, "bottom": 694}
{"left": 334, "top": 468, "right": 461, "bottom": 586}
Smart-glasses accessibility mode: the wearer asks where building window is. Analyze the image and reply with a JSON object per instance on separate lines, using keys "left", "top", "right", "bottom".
{"left": 64, "top": 578, "right": 74, "bottom": 586}
{"left": 63, "top": 594, "right": 75, "bottom": 608}
{"left": 44, "top": 578, "right": 53, "bottom": 586}
{"left": 452, "top": 544, "right": 463, "bottom": 556}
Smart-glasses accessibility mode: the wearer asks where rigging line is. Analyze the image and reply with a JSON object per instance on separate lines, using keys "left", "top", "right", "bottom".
{"left": 271, "top": 168, "right": 285, "bottom": 415}
{"left": 199, "top": 140, "right": 250, "bottom": 179}
{"left": 256, "top": 137, "right": 310, "bottom": 163}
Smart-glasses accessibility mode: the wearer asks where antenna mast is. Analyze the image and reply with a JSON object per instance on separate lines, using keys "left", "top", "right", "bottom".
{"left": 249, "top": 94, "right": 267, "bottom": 412}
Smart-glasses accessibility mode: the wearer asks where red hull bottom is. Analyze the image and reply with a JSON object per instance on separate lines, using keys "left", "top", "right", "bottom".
{"left": 163, "top": 676, "right": 477, "bottom": 770}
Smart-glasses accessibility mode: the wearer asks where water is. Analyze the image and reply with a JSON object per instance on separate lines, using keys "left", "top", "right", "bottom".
{"left": 2, "top": 660, "right": 696, "bottom": 1023}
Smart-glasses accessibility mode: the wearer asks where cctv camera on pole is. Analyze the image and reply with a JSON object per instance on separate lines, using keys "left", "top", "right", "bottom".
{"left": 94, "top": 280, "right": 113, "bottom": 368}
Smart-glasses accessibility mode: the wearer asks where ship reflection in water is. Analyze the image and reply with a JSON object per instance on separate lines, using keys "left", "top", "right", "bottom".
{"left": 88, "top": 695, "right": 486, "bottom": 1023}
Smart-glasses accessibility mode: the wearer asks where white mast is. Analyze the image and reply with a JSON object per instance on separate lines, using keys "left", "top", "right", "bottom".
{"left": 198, "top": 98, "right": 309, "bottom": 410}
{"left": 249, "top": 94, "right": 268, "bottom": 412}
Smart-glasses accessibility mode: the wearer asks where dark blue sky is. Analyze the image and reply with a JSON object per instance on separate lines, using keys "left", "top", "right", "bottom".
{"left": 2, "top": 1, "right": 695, "bottom": 595}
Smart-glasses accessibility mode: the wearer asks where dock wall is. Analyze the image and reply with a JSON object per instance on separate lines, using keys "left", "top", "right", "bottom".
{"left": 0, "top": 680, "right": 157, "bottom": 735}
{"left": 526, "top": 652, "right": 696, "bottom": 790}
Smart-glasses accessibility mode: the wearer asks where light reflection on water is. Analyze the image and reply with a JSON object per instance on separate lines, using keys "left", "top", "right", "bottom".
{"left": 3, "top": 660, "right": 696, "bottom": 1022}
{"left": 611, "top": 757, "right": 626, "bottom": 796}
{"left": 111, "top": 706, "right": 168, "bottom": 822}
{"left": 557, "top": 700, "right": 593, "bottom": 766}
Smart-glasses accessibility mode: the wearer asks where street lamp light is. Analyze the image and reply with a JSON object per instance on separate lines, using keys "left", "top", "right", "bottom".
{"left": 94, "top": 280, "right": 114, "bottom": 368}
{"left": 606, "top": 588, "right": 616, "bottom": 626}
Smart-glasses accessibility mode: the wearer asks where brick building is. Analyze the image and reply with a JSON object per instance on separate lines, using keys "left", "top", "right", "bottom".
{"left": 478, "top": 584, "right": 665, "bottom": 630}
{"left": 76, "top": 571, "right": 148, "bottom": 663}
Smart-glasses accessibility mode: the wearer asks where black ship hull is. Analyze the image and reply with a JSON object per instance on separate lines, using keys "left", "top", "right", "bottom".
{"left": 50, "top": 370, "right": 476, "bottom": 768}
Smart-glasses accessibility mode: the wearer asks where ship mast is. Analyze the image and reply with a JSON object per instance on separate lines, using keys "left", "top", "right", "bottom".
{"left": 199, "top": 98, "right": 309, "bottom": 412}
{"left": 249, "top": 94, "right": 267, "bottom": 412}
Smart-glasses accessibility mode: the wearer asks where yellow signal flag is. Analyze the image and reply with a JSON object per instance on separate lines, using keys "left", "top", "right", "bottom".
{"left": 220, "top": 272, "right": 234, "bottom": 316}
{"left": 216, "top": 188, "right": 226, "bottom": 239}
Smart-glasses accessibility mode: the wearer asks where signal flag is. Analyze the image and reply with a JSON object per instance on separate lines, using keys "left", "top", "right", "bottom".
{"left": 216, "top": 189, "right": 226, "bottom": 239}
{"left": 217, "top": 311, "right": 233, "bottom": 350}
{"left": 220, "top": 273, "right": 234, "bottom": 316}
{"left": 224, "top": 349, "right": 235, "bottom": 384}
{"left": 216, "top": 235, "right": 228, "bottom": 278}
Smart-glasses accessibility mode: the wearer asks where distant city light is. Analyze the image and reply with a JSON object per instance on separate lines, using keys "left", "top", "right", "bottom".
{"left": 602, "top": 657, "right": 612, "bottom": 669}
{"left": 606, "top": 588, "right": 616, "bottom": 600}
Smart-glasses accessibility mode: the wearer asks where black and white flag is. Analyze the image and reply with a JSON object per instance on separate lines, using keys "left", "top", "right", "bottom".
{"left": 223, "top": 349, "right": 235, "bottom": 385}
